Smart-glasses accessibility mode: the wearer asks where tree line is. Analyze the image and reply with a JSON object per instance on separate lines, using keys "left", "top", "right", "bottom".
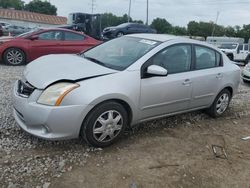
{"left": 1, "top": 0, "right": 250, "bottom": 41}
{"left": 101, "top": 14, "right": 250, "bottom": 42}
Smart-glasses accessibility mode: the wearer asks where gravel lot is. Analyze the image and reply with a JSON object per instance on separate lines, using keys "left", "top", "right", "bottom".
{"left": 0, "top": 64, "right": 250, "bottom": 188}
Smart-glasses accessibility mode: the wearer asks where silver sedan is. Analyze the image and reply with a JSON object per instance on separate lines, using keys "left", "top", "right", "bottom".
{"left": 13, "top": 34, "right": 241, "bottom": 147}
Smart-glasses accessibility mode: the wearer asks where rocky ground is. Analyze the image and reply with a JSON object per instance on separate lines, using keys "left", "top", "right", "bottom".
{"left": 0, "top": 64, "right": 250, "bottom": 188}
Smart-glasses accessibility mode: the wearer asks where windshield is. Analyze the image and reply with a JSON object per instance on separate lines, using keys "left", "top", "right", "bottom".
{"left": 82, "top": 36, "right": 160, "bottom": 70}
{"left": 218, "top": 43, "right": 238, "bottom": 50}
{"left": 117, "top": 23, "right": 131, "bottom": 27}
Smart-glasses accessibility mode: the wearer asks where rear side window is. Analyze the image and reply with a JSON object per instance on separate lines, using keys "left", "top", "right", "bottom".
{"left": 64, "top": 32, "right": 85, "bottom": 41}
{"left": 195, "top": 46, "right": 220, "bottom": 70}
{"left": 38, "top": 31, "right": 63, "bottom": 41}
{"left": 244, "top": 45, "right": 249, "bottom": 51}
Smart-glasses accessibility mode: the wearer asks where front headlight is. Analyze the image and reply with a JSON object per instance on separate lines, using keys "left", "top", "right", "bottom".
{"left": 37, "top": 82, "right": 79, "bottom": 106}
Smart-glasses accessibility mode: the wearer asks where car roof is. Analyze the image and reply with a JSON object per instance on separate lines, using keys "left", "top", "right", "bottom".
{"left": 33, "top": 27, "right": 86, "bottom": 36}
{"left": 128, "top": 33, "right": 181, "bottom": 42}
{"left": 127, "top": 33, "right": 221, "bottom": 51}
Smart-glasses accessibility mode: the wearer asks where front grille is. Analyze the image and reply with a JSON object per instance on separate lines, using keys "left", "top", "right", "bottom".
{"left": 17, "top": 80, "right": 35, "bottom": 97}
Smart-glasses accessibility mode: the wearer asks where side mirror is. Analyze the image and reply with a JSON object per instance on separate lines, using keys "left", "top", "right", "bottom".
{"left": 29, "top": 35, "right": 39, "bottom": 40}
{"left": 146, "top": 65, "right": 168, "bottom": 76}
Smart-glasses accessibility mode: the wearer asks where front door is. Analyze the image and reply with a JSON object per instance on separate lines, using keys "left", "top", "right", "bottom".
{"left": 140, "top": 44, "right": 193, "bottom": 120}
{"left": 28, "top": 30, "right": 64, "bottom": 61}
{"left": 235, "top": 44, "right": 248, "bottom": 61}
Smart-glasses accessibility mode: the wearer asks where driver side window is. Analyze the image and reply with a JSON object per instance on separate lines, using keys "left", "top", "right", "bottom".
{"left": 150, "top": 44, "right": 192, "bottom": 74}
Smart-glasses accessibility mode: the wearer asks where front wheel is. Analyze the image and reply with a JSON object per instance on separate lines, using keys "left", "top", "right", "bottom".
{"left": 81, "top": 101, "right": 128, "bottom": 148}
{"left": 206, "top": 89, "right": 231, "bottom": 118}
{"left": 116, "top": 32, "right": 124, "bottom": 37}
{"left": 3, "top": 48, "right": 26, "bottom": 66}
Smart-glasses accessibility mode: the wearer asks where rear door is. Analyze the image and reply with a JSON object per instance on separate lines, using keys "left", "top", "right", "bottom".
{"left": 189, "top": 45, "right": 224, "bottom": 109}
{"left": 28, "top": 30, "right": 64, "bottom": 61}
{"left": 60, "top": 31, "right": 93, "bottom": 53}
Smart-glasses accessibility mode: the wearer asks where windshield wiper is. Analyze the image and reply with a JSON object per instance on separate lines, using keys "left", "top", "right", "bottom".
{"left": 84, "top": 56, "right": 107, "bottom": 67}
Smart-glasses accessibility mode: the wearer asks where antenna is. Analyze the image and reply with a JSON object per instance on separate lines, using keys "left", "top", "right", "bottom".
{"left": 212, "top": 11, "right": 220, "bottom": 36}
{"left": 146, "top": 0, "right": 149, "bottom": 25}
{"left": 90, "top": 0, "right": 97, "bottom": 14}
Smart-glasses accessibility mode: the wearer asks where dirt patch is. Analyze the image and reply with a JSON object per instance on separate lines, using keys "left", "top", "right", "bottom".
{"left": 1, "top": 65, "right": 250, "bottom": 188}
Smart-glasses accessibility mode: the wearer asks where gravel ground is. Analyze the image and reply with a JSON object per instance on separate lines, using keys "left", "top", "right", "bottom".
{"left": 0, "top": 64, "right": 250, "bottom": 188}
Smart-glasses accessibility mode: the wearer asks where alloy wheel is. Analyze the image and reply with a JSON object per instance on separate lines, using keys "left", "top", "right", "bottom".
{"left": 216, "top": 93, "right": 229, "bottom": 115}
{"left": 93, "top": 110, "right": 123, "bottom": 143}
{"left": 6, "top": 49, "right": 23, "bottom": 65}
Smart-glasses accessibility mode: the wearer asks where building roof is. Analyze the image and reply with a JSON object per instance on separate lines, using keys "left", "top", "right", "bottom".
{"left": 0, "top": 9, "right": 67, "bottom": 25}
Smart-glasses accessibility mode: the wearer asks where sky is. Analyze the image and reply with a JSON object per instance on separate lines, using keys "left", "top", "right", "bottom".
{"left": 22, "top": 0, "right": 250, "bottom": 27}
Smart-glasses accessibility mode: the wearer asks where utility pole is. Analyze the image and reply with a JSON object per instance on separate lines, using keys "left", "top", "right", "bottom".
{"left": 90, "top": 0, "right": 96, "bottom": 14}
{"left": 212, "top": 11, "right": 220, "bottom": 36}
{"left": 146, "top": 0, "right": 149, "bottom": 25}
{"left": 128, "top": 0, "right": 131, "bottom": 22}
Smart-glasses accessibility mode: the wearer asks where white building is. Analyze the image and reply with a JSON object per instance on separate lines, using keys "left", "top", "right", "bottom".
{"left": 0, "top": 8, "right": 67, "bottom": 28}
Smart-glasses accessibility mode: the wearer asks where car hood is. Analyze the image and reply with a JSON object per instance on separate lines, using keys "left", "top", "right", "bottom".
{"left": 103, "top": 26, "right": 117, "bottom": 32}
{"left": 24, "top": 54, "right": 119, "bottom": 89}
{"left": 220, "top": 48, "right": 235, "bottom": 53}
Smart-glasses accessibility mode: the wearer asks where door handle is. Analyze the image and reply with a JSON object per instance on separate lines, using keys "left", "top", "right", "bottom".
{"left": 182, "top": 79, "right": 192, "bottom": 85}
{"left": 216, "top": 73, "right": 223, "bottom": 79}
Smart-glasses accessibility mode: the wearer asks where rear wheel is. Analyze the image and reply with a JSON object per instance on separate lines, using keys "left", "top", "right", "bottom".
{"left": 81, "top": 101, "right": 128, "bottom": 148}
{"left": 243, "top": 79, "right": 249, "bottom": 84}
{"left": 3, "top": 48, "right": 26, "bottom": 66}
{"left": 227, "top": 54, "right": 233, "bottom": 61}
{"left": 245, "top": 56, "right": 250, "bottom": 65}
{"left": 206, "top": 89, "right": 231, "bottom": 118}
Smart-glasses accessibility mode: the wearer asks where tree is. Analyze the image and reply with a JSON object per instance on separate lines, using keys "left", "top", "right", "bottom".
{"left": 0, "top": 0, "right": 24, "bottom": 10}
{"left": 100, "top": 13, "right": 143, "bottom": 30}
{"left": 171, "top": 26, "right": 187, "bottom": 36}
{"left": 151, "top": 18, "right": 172, "bottom": 34}
{"left": 24, "top": 0, "right": 57, "bottom": 15}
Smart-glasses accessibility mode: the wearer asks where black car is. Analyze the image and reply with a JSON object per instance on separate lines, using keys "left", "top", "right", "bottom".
{"left": 102, "top": 23, "right": 156, "bottom": 40}
{"left": 0, "top": 25, "right": 3, "bottom": 37}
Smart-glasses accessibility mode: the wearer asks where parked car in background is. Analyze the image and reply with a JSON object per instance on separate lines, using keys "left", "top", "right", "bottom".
{"left": 218, "top": 43, "right": 250, "bottom": 64}
{"left": 207, "top": 36, "right": 250, "bottom": 64}
{"left": 0, "top": 28, "right": 100, "bottom": 65}
{"left": 0, "top": 22, "right": 11, "bottom": 28}
{"left": 3, "top": 25, "right": 31, "bottom": 36}
{"left": 0, "top": 25, "right": 3, "bottom": 37}
{"left": 102, "top": 23, "right": 156, "bottom": 40}
{"left": 242, "top": 63, "right": 250, "bottom": 83}
{"left": 13, "top": 34, "right": 241, "bottom": 147}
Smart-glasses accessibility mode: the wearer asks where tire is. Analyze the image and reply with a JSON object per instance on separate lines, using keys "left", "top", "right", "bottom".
{"left": 116, "top": 32, "right": 124, "bottom": 37}
{"left": 227, "top": 54, "right": 233, "bottom": 61}
{"left": 243, "top": 79, "right": 249, "bottom": 84}
{"left": 3, "top": 48, "right": 26, "bottom": 66}
{"left": 245, "top": 56, "right": 250, "bottom": 65}
{"left": 80, "top": 101, "right": 128, "bottom": 148}
{"left": 206, "top": 89, "right": 232, "bottom": 118}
